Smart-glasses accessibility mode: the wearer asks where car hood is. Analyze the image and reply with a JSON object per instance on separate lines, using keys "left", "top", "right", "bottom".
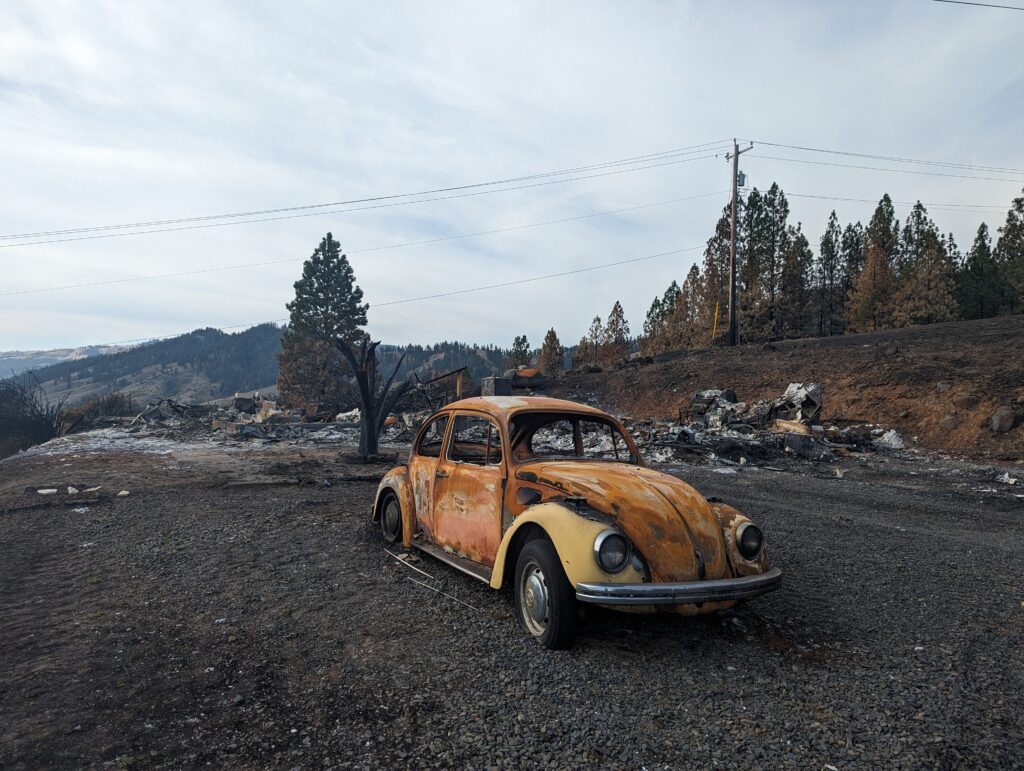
{"left": 516, "top": 461, "right": 730, "bottom": 582}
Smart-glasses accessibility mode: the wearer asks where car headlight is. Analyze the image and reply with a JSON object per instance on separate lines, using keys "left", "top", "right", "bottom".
{"left": 594, "top": 530, "right": 630, "bottom": 573}
{"left": 736, "top": 522, "right": 764, "bottom": 560}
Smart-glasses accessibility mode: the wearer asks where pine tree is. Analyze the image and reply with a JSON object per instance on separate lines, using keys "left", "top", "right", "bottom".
{"left": 699, "top": 205, "right": 733, "bottom": 345}
{"left": 815, "top": 211, "right": 843, "bottom": 336}
{"left": 536, "top": 329, "right": 565, "bottom": 374}
{"left": 573, "top": 336, "right": 591, "bottom": 368}
{"left": 866, "top": 194, "right": 900, "bottom": 265}
{"left": 285, "top": 233, "right": 410, "bottom": 456}
{"left": 891, "top": 241, "right": 960, "bottom": 327}
{"left": 679, "top": 264, "right": 705, "bottom": 347}
{"left": 287, "top": 233, "right": 368, "bottom": 342}
{"left": 845, "top": 243, "right": 896, "bottom": 332}
{"left": 778, "top": 225, "right": 814, "bottom": 338}
{"left": 639, "top": 280, "right": 680, "bottom": 354}
{"left": 641, "top": 295, "right": 664, "bottom": 353}
{"left": 840, "top": 222, "right": 867, "bottom": 294}
{"left": 574, "top": 316, "right": 604, "bottom": 366}
{"left": 897, "top": 202, "right": 941, "bottom": 277}
{"left": 601, "top": 301, "right": 630, "bottom": 365}
{"left": 507, "top": 335, "right": 531, "bottom": 368}
{"left": 587, "top": 315, "right": 605, "bottom": 353}
{"left": 661, "top": 281, "right": 681, "bottom": 315}
{"left": 995, "top": 189, "right": 1024, "bottom": 313}
{"left": 956, "top": 223, "right": 1004, "bottom": 319}
{"left": 659, "top": 265, "right": 701, "bottom": 350}
{"left": 742, "top": 184, "right": 790, "bottom": 340}
{"left": 943, "top": 232, "right": 962, "bottom": 266}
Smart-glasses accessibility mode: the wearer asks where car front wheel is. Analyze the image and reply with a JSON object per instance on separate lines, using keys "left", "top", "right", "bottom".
{"left": 380, "top": 493, "right": 402, "bottom": 543}
{"left": 514, "top": 539, "right": 576, "bottom": 649}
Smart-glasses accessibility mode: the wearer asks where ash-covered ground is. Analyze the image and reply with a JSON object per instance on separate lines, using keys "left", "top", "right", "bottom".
{"left": 1, "top": 427, "right": 1022, "bottom": 769}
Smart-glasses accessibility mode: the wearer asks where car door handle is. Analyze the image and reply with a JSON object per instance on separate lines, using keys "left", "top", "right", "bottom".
{"left": 435, "top": 470, "right": 448, "bottom": 478}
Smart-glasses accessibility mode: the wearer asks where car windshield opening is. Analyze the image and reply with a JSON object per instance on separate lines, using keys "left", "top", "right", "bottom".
{"left": 512, "top": 413, "right": 637, "bottom": 463}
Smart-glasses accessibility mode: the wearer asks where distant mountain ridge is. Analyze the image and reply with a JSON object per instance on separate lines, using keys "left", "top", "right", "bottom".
{"left": 0, "top": 344, "right": 130, "bottom": 378}
{"left": 8, "top": 325, "right": 510, "bottom": 407}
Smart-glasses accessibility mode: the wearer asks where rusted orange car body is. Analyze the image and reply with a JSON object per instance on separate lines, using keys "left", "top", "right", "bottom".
{"left": 373, "top": 396, "right": 780, "bottom": 647}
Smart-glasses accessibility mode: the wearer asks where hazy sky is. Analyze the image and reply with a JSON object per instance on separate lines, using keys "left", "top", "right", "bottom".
{"left": 2, "top": 1, "right": 1023, "bottom": 351}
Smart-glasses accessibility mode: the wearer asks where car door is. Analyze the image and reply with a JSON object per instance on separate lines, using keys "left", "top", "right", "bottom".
{"left": 407, "top": 413, "right": 450, "bottom": 543}
{"left": 432, "top": 412, "right": 506, "bottom": 567}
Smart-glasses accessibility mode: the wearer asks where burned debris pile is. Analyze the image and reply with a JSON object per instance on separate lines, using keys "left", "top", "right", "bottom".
{"left": 54, "top": 382, "right": 913, "bottom": 467}
{"left": 76, "top": 394, "right": 419, "bottom": 445}
{"left": 131, "top": 399, "right": 214, "bottom": 434}
{"left": 623, "top": 383, "right": 907, "bottom": 466}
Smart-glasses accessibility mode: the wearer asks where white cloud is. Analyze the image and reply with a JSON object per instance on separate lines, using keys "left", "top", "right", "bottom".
{"left": 1, "top": 0, "right": 1022, "bottom": 351}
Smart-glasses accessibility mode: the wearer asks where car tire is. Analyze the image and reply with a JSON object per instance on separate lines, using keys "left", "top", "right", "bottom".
{"left": 380, "top": 493, "right": 402, "bottom": 544}
{"left": 514, "top": 538, "right": 577, "bottom": 649}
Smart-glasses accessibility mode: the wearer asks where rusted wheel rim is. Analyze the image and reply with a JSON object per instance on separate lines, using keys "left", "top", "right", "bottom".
{"left": 519, "top": 560, "right": 549, "bottom": 636}
{"left": 382, "top": 498, "right": 401, "bottom": 541}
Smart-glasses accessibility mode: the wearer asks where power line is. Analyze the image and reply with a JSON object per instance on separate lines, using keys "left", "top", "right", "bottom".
{"left": 0, "top": 191, "right": 727, "bottom": 296}
{"left": 0, "top": 139, "right": 731, "bottom": 242}
{"left": 372, "top": 246, "right": 701, "bottom": 308}
{"left": 746, "top": 139, "right": 1024, "bottom": 176}
{"left": 749, "top": 153, "right": 1024, "bottom": 184}
{"left": 787, "top": 192, "right": 1010, "bottom": 212}
{"left": 932, "top": 0, "right": 1024, "bottom": 10}
{"left": 93, "top": 245, "right": 704, "bottom": 347}
{"left": 7, "top": 186, "right": 1013, "bottom": 298}
{"left": 0, "top": 151, "right": 728, "bottom": 250}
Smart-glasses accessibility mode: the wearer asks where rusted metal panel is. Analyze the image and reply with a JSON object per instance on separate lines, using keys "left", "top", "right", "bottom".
{"left": 431, "top": 411, "right": 506, "bottom": 566}
{"left": 433, "top": 462, "right": 503, "bottom": 565}
{"left": 709, "top": 501, "right": 770, "bottom": 577}
{"left": 510, "top": 460, "right": 729, "bottom": 584}
{"left": 408, "top": 454, "right": 436, "bottom": 543}
{"left": 374, "top": 467, "right": 417, "bottom": 547}
{"left": 489, "top": 502, "right": 645, "bottom": 589}
{"left": 439, "top": 396, "right": 615, "bottom": 423}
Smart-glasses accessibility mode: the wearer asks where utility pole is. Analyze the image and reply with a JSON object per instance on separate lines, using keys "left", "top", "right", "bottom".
{"left": 725, "top": 139, "right": 752, "bottom": 347}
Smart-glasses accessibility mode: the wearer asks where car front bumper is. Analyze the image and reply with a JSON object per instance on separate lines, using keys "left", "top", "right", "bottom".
{"left": 575, "top": 567, "right": 782, "bottom": 606}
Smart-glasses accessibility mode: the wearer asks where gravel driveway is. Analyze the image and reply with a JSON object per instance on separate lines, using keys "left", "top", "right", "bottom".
{"left": 1, "top": 441, "right": 1021, "bottom": 769}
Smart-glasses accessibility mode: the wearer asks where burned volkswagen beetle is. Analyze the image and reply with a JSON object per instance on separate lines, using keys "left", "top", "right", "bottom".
{"left": 372, "top": 396, "right": 781, "bottom": 649}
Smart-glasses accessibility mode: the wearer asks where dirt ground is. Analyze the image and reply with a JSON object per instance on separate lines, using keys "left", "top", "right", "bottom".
{"left": 551, "top": 315, "right": 1024, "bottom": 460}
{"left": 1, "top": 429, "right": 1022, "bottom": 769}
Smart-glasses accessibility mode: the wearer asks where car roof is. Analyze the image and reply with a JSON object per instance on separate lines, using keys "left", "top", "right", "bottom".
{"left": 440, "top": 396, "right": 611, "bottom": 421}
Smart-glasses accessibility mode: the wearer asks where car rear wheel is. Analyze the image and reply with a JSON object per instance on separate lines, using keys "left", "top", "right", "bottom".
{"left": 380, "top": 493, "right": 402, "bottom": 543}
{"left": 514, "top": 539, "right": 576, "bottom": 649}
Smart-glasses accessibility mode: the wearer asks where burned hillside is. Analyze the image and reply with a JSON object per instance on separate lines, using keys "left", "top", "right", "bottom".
{"left": 550, "top": 315, "right": 1024, "bottom": 459}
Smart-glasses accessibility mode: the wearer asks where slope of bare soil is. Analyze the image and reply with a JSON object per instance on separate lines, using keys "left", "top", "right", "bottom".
{"left": 1, "top": 430, "right": 1022, "bottom": 768}
{"left": 551, "top": 315, "right": 1024, "bottom": 460}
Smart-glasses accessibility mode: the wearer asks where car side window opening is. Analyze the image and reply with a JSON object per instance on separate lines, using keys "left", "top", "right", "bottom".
{"left": 417, "top": 414, "right": 450, "bottom": 458}
{"left": 448, "top": 415, "right": 503, "bottom": 466}
{"left": 578, "top": 419, "right": 627, "bottom": 460}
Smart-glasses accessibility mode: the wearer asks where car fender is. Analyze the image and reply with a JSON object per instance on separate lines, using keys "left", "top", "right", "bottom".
{"left": 490, "top": 501, "right": 645, "bottom": 590}
{"left": 372, "top": 466, "right": 416, "bottom": 548}
{"left": 709, "top": 501, "right": 771, "bottom": 576}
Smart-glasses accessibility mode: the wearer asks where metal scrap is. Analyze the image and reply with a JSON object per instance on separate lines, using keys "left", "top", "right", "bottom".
{"left": 628, "top": 382, "right": 847, "bottom": 466}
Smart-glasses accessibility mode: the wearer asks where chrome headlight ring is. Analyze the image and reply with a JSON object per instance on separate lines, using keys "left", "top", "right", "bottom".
{"left": 593, "top": 529, "right": 630, "bottom": 574}
{"left": 735, "top": 521, "right": 764, "bottom": 561}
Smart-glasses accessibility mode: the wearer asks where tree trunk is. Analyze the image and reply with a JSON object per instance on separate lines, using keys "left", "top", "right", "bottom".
{"left": 334, "top": 338, "right": 409, "bottom": 458}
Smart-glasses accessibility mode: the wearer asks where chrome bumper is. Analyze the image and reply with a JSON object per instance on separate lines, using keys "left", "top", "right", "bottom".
{"left": 575, "top": 567, "right": 782, "bottom": 606}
